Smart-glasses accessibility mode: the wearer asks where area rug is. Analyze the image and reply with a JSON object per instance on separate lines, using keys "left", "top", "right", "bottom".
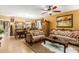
{"left": 41, "top": 41, "right": 78, "bottom": 53}
{"left": 24, "top": 41, "right": 53, "bottom": 53}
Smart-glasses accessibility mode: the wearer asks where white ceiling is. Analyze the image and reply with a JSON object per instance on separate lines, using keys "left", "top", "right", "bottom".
{"left": 0, "top": 5, "right": 79, "bottom": 19}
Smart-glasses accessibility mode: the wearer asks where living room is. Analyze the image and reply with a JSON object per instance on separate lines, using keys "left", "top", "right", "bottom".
{"left": 0, "top": 5, "right": 79, "bottom": 53}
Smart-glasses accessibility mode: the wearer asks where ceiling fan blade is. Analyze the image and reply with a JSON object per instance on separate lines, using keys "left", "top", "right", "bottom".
{"left": 49, "top": 5, "right": 52, "bottom": 9}
{"left": 53, "top": 6, "right": 57, "bottom": 10}
{"left": 53, "top": 10, "right": 61, "bottom": 12}
{"left": 40, "top": 9, "right": 47, "bottom": 11}
{"left": 47, "top": 5, "right": 52, "bottom": 10}
{"left": 41, "top": 12, "right": 47, "bottom": 14}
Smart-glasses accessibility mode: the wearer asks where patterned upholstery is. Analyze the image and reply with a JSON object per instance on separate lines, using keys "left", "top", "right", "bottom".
{"left": 50, "top": 30, "right": 79, "bottom": 45}
{"left": 30, "top": 30, "right": 44, "bottom": 36}
{"left": 25, "top": 30, "right": 45, "bottom": 45}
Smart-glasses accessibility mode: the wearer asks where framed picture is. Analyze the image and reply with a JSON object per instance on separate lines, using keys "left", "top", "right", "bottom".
{"left": 56, "top": 14, "right": 73, "bottom": 28}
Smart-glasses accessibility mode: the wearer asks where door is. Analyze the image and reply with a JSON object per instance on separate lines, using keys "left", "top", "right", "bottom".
{"left": 10, "top": 25, "right": 13, "bottom": 36}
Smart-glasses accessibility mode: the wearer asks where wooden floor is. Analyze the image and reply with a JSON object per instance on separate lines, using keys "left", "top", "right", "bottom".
{"left": 0, "top": 37, "right": 34, "bottom": 53}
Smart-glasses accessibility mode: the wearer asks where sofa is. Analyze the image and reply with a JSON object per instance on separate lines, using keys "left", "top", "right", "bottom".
{"left": 49, "top": 30, "right": 79, "bottom": 46}
{"left": 25, "top": 30, "right": 45, "bottom": 45}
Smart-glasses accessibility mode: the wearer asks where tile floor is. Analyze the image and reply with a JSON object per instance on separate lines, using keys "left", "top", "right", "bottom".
{"left": 0, "top": 37, "right": 34, "bottom": 53}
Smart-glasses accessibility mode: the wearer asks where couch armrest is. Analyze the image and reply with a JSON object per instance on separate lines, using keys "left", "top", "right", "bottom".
{"left": 76, "top": 37, "right": 79, "bottom": 43}
{"left": 25, "top": 34, "right": 33, "bottom": 43}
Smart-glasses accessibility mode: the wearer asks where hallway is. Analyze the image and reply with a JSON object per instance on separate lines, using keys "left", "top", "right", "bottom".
{"left": 0, "top": 37, "right": 34, "bottom": 53}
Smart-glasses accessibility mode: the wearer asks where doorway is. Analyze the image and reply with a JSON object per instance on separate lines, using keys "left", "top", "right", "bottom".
{"left": 10, "top": 25, "right": 13, "bottom": 36}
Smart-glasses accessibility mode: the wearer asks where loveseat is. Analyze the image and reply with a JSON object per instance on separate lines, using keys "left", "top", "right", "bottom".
{"left": 49, "top": 30, "right": 79, "bottom": 46}
{"left": 25, "top": 30, "right": 45, "bottom": 45}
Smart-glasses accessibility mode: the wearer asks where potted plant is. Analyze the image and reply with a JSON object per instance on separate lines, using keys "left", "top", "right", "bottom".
{"left": 0, "top": 29, "right": 4, "bottom": 40}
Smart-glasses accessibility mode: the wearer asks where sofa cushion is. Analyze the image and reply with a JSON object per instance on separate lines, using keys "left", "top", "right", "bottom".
{"left": 33, "top": 35, "right": 45, "bottom": 39}
{"left": 32, "top": 35, "right": 45, "bottom": 42}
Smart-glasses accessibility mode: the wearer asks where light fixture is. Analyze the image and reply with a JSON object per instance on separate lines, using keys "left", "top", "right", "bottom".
{"left": 48, "top": 11, "right": 52, "bottom": 15}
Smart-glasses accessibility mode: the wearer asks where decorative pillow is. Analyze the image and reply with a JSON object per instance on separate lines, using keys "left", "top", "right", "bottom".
{"left": 50, "top": 30, "right": 55, "bottom": 34}
{"left": 38, "top": 31, "right": 44, "bottom": 35}
{"left": 54, "top": 30, "right": 58, "bottom": 35}
{"left": 63, "top": 31, "right": 69, "bottom": 36}
{"left": 30, "top": 30, "right": 44, "bottom": 36}
{"left": 66, "top": 31, "right": 73, "bottom": 37}
{"left": 50, "top": 31, "right": 54, "bottom": 34}
{"left": 57, "top": 30, "right": 64, "bottom": 36}
{"left": 57, "top": 30, "right": 61, "bottom": 35}
{"left": 69, "top": 32, "right": 74, "bottom": 38}
{"left": 72, "top": 31, "right": 79, "bottom": 39}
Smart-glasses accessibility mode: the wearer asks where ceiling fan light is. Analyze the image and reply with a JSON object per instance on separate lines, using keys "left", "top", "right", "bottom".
{"left": 49, "top": 13, "right": 52, "bottom": 15}
{"left": 48, "top": 11, "right": 52, "bottom": 14}
{"left": 48, "top": 11, "right": 52, "bottom": 15}
{"left": 53, "top": 6, "right": 57, "bottom": 10}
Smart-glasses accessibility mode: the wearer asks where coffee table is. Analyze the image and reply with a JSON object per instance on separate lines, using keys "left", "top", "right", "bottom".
{"left": 44, "top": 37, "right": 68, "bottom": 53}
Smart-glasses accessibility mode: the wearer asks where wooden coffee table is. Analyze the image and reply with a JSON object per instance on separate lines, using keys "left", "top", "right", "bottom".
{"left": 44, "top": 37, "right": 68, "bottom": 53}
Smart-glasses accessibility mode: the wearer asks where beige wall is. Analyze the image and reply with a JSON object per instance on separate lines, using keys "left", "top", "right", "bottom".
{"left": 44, "top": 9, "right": 79, "bottom": 30}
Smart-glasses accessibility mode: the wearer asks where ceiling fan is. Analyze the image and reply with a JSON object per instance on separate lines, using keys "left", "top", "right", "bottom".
{"left": 41, "top": 5, "right": 61, "bottom": 15}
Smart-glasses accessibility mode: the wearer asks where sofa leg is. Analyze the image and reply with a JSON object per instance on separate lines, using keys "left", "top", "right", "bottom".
{"left": 30, "top": 43, "right": 33, "bottom": 46}
{"left": 44, "top": 40, "right": 46, "bottom": 44}
{"left": 64, "top": 43, "right": 68, "bottom": 53}
{"left": 64, "top": 46, "right": 66, "bottom": 53}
